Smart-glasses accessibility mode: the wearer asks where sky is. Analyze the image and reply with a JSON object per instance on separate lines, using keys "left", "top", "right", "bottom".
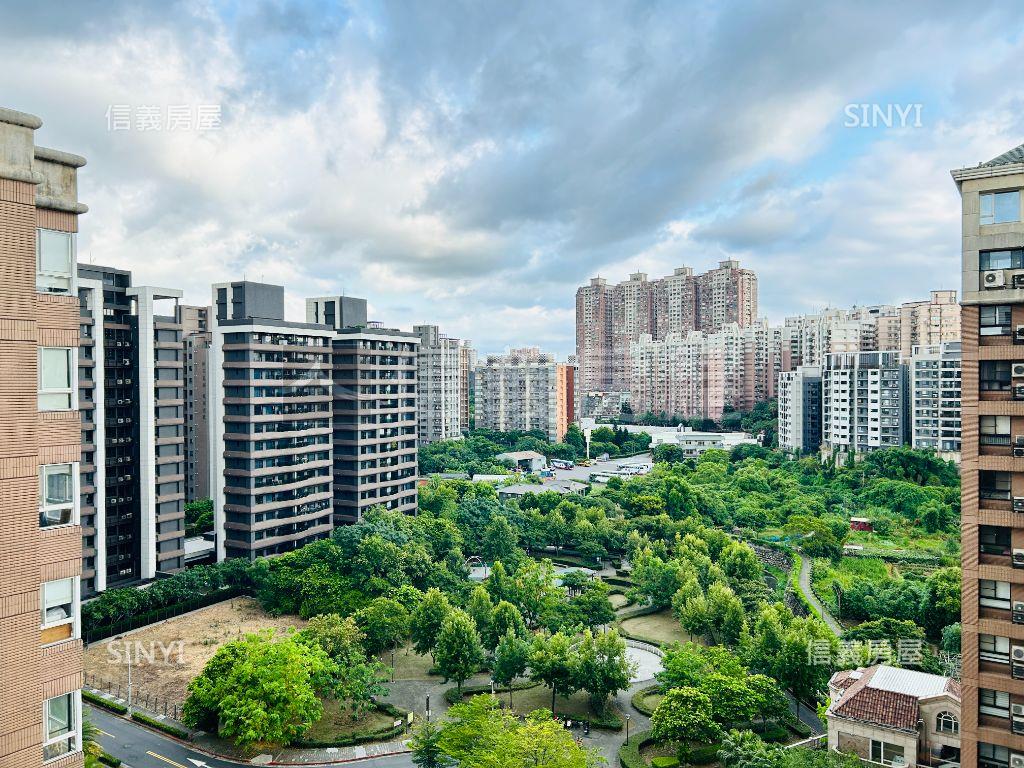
{"left": 2, "top": 0, "right": 1023, "bottom": 357}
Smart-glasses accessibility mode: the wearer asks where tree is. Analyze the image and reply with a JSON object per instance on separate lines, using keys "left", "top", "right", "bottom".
{"left": 481, "top": 516, "right": 519, "bottom": 564}
{"left": 701, "top": 673, "right": 758, "bottom": 726}
{"left": 466, "top": 586, "right": 494, "bottom": 640}
{"left": 530, "top": 631, "right": 580, "bottom": 714}
{"left": 718, "top": 729, "right": 782, "bottom": 768}
{"left": 658, "top": 642, "right": 747, "bottom": 691}
{"left": 183, "top": 631, "right": 333, "bottom": 749}
{"left": 411, "top": 588, "right": 452, "bottom": 662}
{"left": 651, "top": 687, "right": 723, "bottom": 767}
{"left": 574, "top": 628, "right": 636, "bottom": 712}
{"left": 922, "top": 567, "right": 961, "bottom": 641}
{"left": 746, "top": 674, "right": 791, "bottom": 729}
{"left": 355, "top": 597, "right": 410, "bottom": 655}
{"left": 298, "top": 614, "right": 390, "bottom": 716}
{"left": 410, "top": 720, "right": 454, "bottom": 768}
{"left": 493, "top": 630, "right": 530, "bottom": 707}
{"left": 487, "top": 600, "right": 527, "bottom": 649}
{"left": 435, "top": 609, "right": 485, "bottom": 692}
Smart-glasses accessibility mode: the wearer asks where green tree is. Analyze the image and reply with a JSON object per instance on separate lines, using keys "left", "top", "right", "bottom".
{"left": 487, "top": 600, "right": 527, "bottom": 649}
{"left": 411, "top": 588, "right": 452, "bottom": 662}
{"left": 466, "top": 586, "right": 494, "bottom": 640}
{"left": 435, "top": 609, "right": 485, "bottom": 692}
{"left": 481, "top": 516, "right": 519, "bottom": 564}
{"left": 410, "top": 720, "right": 454, "bottom": 768}
{"left": 492, "top": 630, "right": 531, "bottom": 707}
{"left": 354, "top": 597, "right": 410, "bottom": 655}
{"left": 718, "top": 729, "right": 782, "bottom": 768}
{"left": 746, "top": 674, "right": 791, "bottom": 729}
{"left": 297, "top": 614, "right": 390, "bottom": 716}
{"left": 530, "top": 631, "right": 580, "bottom": 714}
{"left": 574, "top": 628, "right": 636, "bottom": 712}
{"left": 700, "top": 673, "right": 757, "bottom": 726}
{"left": 651, "top": 687, "right": 723, "bottom": 767}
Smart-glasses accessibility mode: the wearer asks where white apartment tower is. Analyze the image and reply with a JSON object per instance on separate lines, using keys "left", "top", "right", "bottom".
{"left": 413, "top": 324, "right": 462, "bottom": 444}
{"left": 821, "top": 351, "right": 907, "bottom": 458}
{"left": 909, "top": 341, "right": 962, "bottom": 460}
{"left": 777, "top": 366, "right": 822, "bottom": 455}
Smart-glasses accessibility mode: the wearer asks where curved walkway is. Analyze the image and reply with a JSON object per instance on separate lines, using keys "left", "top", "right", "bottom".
{"left": 798, "top": 555, "right": 842, "bottom": 636}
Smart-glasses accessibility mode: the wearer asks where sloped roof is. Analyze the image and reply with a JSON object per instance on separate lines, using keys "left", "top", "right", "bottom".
{"left": 983, "top": 143, "right": 1024, "bottom": 167}
{"left": 828, "top": 665, "right": 959, "bottom": 733}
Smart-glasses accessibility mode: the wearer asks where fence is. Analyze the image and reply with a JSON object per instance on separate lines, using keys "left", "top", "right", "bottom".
{"left": 624, "top": 638, "right": 664, "bottom": 658}
{"left": 786, "top": 734, "right": 826, "bottom": 750}
{"left": 83, "top": 586, "right": 248, "bottom": 644}
{"left": 84, "top": 670, "right": 184, "bottom": 722}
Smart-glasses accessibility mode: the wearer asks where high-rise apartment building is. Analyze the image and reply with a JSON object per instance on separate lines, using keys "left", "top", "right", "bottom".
{"left": 900, "top": 289, "right": 962, "bottom": 357}
{"left": 413, "top": 324, "right": 462, "bottom": 444}
{"left": 307, "top": 297, "right": 419, "bottom": 523}
{"left": 475, "top": 348, "right": 574, "bottom": 441}
{"left": 820, "top": 351, "right": 907, "bottom": 459}
{"left": 0, "top": 106, "right": 86, "bottom": 768}
{"left": 953, "top": 142, "right": 1024, "bottom": 768}
{"left": 459, "top": 340, "right": 476, "bottom": 430}
{"left": 178, "top": 304, "right": 211, "bottom": 502}
{"left": 777, "top": 366, "right": 823, "bottom": 455}
{"left": 209, "top": 282, "right": 335, "bottom": 561}
{"left": 77, "top": 265, "right": 186, "bottom": 594}
{"left": 575, "top": 261, "right": 758, "bottom": 396}
{"left": 909, "top": 341, "right": 962, "bottom": 459}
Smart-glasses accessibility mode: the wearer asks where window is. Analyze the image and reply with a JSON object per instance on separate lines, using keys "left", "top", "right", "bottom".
{"left": 40, "top": 464, "right": 76, "bottom": 528}
{"left": 36, "top": 229, "right": 74, "bottom": 294}
{"left": 981, "top": 190, "right": 1021, "bottom": 225}
{"left": 40, "top": 577, "right": 77, "bottom": 644}
{"left": 980, "top": 687, "right": 1011, "bottom": 718}
{"left": 935, "top": 711, "right": 959, "bottom": 734}
{"left": 980, "top": 470, "right": 1012, "bottom": 500}
{"left": 39, "top": 348, "right": 74, "bottom": 410}
{"left": 980, "top": 415, "right": 1012, "bottom": 445}
{"left": 980, "top": 526, "right": 1012, "bottom": 556}
{"left": 981, "top": 305, "right": 1012, "bottom": 336}
{"left": 980, "top": 360, "right": 1012, "bottom": 391}
{"left": 980, "top": 633, "right": 1011, "bottom": 664}
{"left": 980, "top": 742, "right": 1010, "bottom": 768}
{"left": 43, "top": 692, "right": 80, "bottom": 761}
{"left": 980, "top": 248, "right": 1024, "bottom": 270}
{"left": 980, "top": 579, "right": 1012, "bottom": 610}
{"left": 869, "top": 740, "right": 905, "bottom": 766}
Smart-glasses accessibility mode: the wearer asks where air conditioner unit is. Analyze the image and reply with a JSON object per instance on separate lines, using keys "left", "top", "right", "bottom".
{"left": 1015, "top": 550, "right": 1024, "bottom": 568}
{"left": 985, "top": 269, "right": 1008, "bottom": 288}
{"left": 1014, "top": 497, "right": 1024, "bottom": 512}
{"left": 1014, "top": 273, "right": 1024, "bottom": 289}
{"left": 1012, "top": 754, "right": 1024, "bottom": 768}
{"left": 1015, "top": 602, "right": 1024, "bottom": 624}
{"left": 1014, "top": 646, "right": 1024, "bottom": 662}
{"left": 1014, "top": 703, "right": 1024, "bottom": 717}
{"left": 1015, "top": 363, "right": 1024, "bottom": 378}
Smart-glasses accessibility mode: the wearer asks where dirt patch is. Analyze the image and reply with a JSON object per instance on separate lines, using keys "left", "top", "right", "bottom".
{"left": 619, "top": 611, "right": 700, "bottom": 647}
{"left": 84, "top": 597, "right": 305, "bottom": 706}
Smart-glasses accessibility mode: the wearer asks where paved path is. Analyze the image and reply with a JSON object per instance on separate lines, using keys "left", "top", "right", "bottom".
{"left": 87, "top": 704, "right": 415, "bottom": 768}
{"left": 797, "top": 555, "right": 842, "bottom": 636}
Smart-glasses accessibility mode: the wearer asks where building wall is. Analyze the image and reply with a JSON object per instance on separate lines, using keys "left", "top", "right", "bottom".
{"left": 821, "top": 351, "right": 907, "bottom": 458}
{"left": 909, "top": 341, "right": 962, "bottom": 460}
{"left": 475, "top": 350, "right": 561, "bottom": 441}
{"left": 777, "top": 366, "right": 822, "bottom": 454}
{"left": 0, "top": 107, "right": 85, "bottom": 768}
{"left": 953, "top": 154, "right": 1024, "bottom": 768}
{"left": 458, "top": 340, "right": 476, "bottom": 431}
{"left": 179, "top": 305, "right": 210, "bottom": 502}
{"left": 414, "top": 324, "right": 462, "bottom": 444}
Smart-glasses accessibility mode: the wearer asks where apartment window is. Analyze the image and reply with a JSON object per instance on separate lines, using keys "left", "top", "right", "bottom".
{"left": 980, "top": 526, "right": 1012, "bottom": 556}
{"left": 979, "top": 742, "right": 1010, "bottom": 768}
{"left": 981, "top": 190, "right": 1021, "bottom": 225}
{"left": 40, "top": 577, "right": 78, "bottom": 644}
{"left": 980, "top": 415, "right": 1012, "bottom": 445}
{"left": 980, "top": 633, "right": 1011, "bottom": 664}
{"left": 981, "top": 305, "right": 1012, "bottom": 336}
{"left": 935, "top": 711, "right": 959, "bottom": 734}
{"left": 40, "top": 463, "right": 76, "bottom": 528}
{"left": 980, "top": 579, "right": 1012, "bottom": 610}
{"left": 980, "top": 361, "right": 1012, "bottom": 391}
{"left": 980, "top": 248, "right": 1024, "bottom": 270}
{"left": 869, "top": 740, "right": 905, "bottom": 766}
{"left": 980, "top": 470, "right": 1012, "bottom": 500}
{"left": 43, "top": 692, "right": 80, "bottom": 762}
{"left": 36, "top": 229, "right": 74, "bottom": 294}
{"left": 980, "top": 687, "right": 1011, "bottom": 718}
{"left": 39, "top": 348, "right": 74, "bottom": 410}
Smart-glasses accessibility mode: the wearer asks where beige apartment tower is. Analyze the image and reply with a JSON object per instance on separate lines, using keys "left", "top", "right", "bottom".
{"left": 954, "top": 142, "right": 1024, "bottom": 768}
{"left": 0, "top": 107, "right": 86, "bottom": 767}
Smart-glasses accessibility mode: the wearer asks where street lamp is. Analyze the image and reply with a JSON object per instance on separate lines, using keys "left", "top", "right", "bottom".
{"left": 426, "top": 694, "right": 431, "bottom": 723}
{"left": 625, "top": 713, "right": 631, "bottom": 745}
{"left": 490, "top": 679, "right": 495, "bottom": 696}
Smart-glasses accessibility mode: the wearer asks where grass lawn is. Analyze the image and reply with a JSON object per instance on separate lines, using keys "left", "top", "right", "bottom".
{"left": 471, "top": 684, "right": 622, "bottom": 728}
{"left": 304, "top": 699, "right": 397, "bottom": 741}
{"left": 811, "top": 556, "right": 891, "bottom": 613}
{"left": 379, "top": 642, "right": 437, "bottom": 681}
{"left": 636, "top": 690, "right": 664, "bottom": 713}
{"left": 620, "top": 610, "right": 698, "bottom": 647}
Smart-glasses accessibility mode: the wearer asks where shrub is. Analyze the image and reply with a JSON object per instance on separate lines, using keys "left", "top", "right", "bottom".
{"left": 689, "top": 742, "right": 722, "bottom": 764}
{"left": 651, "top": 758, "right": 680, "bottom": 768}
{"left": 98, "top": 754, "right": 121, "bottom": 767}
{"left": 630, "top": 684, "right": 661, "bottom": 716}
{"left": 131, "top": 712, "right": 190, "bottom": 740}
{"left": 617, "top": 728, "right": 654, "bottom": 768}
{"left": 82, "top": 690, "right": 128, "bottom": 715}
{"left": 789, "top": 719, "right": 813, "bottom": 738}
{"left": 290, "top": 702, "right": 410, "bottom": 748}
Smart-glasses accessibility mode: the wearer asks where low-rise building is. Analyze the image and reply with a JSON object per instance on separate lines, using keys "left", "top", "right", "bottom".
{"left": 495, "top": 450, "right": 548, "bottom": 473}
{"left": 826, "top": 664, "right": 961, "bottom": 767}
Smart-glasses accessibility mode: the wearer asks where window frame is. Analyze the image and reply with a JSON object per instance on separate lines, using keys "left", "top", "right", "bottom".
{"left": 980, "top": 633, "right": 1011, "bottom": 664}
{"left": 980, "top": 579, "right": 1012, "bottom": 610}
{"left": 981, "top": 190, "right": 1022, "bottom": 225}
{"left": 36, "top": 228, "right": 76, "bottom": 295}
{"left": 980, "top": 687, "right": 1011, "bottom": 718}
{"left": 39, "top": 462, "right": 79, "bottom": 529}
{"left": 980, "top": 415, "right": 1012, "bottom": 446}
{"left": 38, "top": 347, "right": 76, "bottom": 412}
{"left": 42, "top": 690, "right": 81, "bottom": 762}
{"left": 40, "top": 576, "right": 79, "bottom": 644}
{"left": 935, "top": 710, "right": 959, "bottom": 734}
{"left": 869, "top": 739, "right": 906, "bottom": 766}
{"left": 980, "top": 360, "right": 1013, "bottom": 392}
{"left": 980, "top": 305, "right": 1013, "bottom": 336}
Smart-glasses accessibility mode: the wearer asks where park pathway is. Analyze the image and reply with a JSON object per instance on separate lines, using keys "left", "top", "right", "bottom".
{"left": 797, "top": 555, "right": 842, "bottom": 636}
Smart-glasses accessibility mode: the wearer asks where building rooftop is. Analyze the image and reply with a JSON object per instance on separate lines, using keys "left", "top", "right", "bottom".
{"left": 983, "top": 142, "right": 1024, "bottom": 167}
{"left": 828, "top": 665, "right": 959, "bottom": 733}
{"left": 495, "top": 450, "right": 546, "bottom": 461}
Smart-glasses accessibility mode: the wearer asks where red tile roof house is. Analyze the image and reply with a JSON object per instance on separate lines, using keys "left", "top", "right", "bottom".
{"left": 826, "top": 665, "right": 961, "bottom": 767}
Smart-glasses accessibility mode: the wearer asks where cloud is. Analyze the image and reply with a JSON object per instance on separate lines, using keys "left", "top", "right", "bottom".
{"left": 1, "top": 0, "right": 1022, "bottom": 357}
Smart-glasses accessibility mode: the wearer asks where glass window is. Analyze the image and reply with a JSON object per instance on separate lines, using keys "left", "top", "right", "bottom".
{"left": 43, "top": 692, "right": 79, "bottom": 761}
{"left": 36, "top": 230, "right": 74, "bottom": 294}
{"left": 980, "top": 470, "right": 1012, "bottom": 500}
{"left": 980, "top": 360, "right": 1012, "bottom": 391}
{"left": 980, "top": 579, "right": 1012, "bottom": 609}
{"left": 980, "top": 248, "right": 1024, "bottom": 270}
{"left": 980, "top": 633, "right": 1011, "bottom": 664}
{"left": 980, "top": 526, "right": 1012, "bottom": 555}
{"left": 980, "top": 687, "right": 1011, "bottom": 717}
{"left": 40, "top": 464, "right": 75, "bottom": 528}
{"left": 39, "top": 348, "right": 73, "bottom": 410}
{"left": 980, "top": 305, "right": 1012, "bottom": 336}
{"left": 40, "top": 577, "right": 77, "bottom": 644}
{"left": 981, "top": 190, "right": 1022, "bottom": 225}
{"left": 980, "top": 742, "right": 1010, "bottom": 768}
{"left": 869, "top": 740, "right": 905, "bottom": 766}
{"left": 980, "top": 416, "right": 1012, "bottom": 445}
{"left": 935, "top": 711, "right": 959, "bottom": 734}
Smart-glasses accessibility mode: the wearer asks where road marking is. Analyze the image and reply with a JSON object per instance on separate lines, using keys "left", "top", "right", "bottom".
{"left": 146, "top": 751, "right": 188, "bottom": 768}
{"left": 97, "top": 729, "right": 115, "bottom": 738}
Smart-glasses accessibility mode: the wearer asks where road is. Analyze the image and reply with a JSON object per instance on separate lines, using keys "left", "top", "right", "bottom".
{"left": 555, "top": 453, "right": 652, "bottom": 483}
{"left": 797, "top": 555, "right": 843, "bottom": 636}
{"left": 87, "top": 705, "right": 415, "bottom": 768}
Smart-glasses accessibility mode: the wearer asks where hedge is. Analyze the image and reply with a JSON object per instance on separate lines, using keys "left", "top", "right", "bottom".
{"left": 629, "top": 684, "right": 661, "bottom": 716}
{"left": 83, "top": 690, "right": 128, "bottom": 715}
{"left": 290, "top": 702, "right": 410, "bottom": 748}
{"left": 788, "top": 719, "right": 813, "bottom": 738}
{"left": 689, "top": 743, "right": 722, "bottom": 764}
{"left": 618, "top": 728, "right": 655, "bottom": 768}
{"left": 98, "top": 754, "right": 121, "bottom": 767}
{"left": 444, "top": 680, "right": 538, "bottom": 705}
{"left": 603, "top": 576, "right": 633, "bottom": 589}
{"left": 651, "top": 758, "right": 679, "bottom": 768}
{"left": 130, "top": 712, "right": 190, "bottom": 740}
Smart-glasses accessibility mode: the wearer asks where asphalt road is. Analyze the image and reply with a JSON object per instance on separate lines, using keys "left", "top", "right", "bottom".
{"left": 554, "top": 452, "right": 652, "bottom": 482}
{"left": 87, "top": 705, "right": 415, "bottom": 768}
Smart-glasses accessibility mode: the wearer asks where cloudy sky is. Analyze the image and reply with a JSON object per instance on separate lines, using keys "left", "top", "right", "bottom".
{"left": 3, "top": 1, "right": 1023, "bottom": 356}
